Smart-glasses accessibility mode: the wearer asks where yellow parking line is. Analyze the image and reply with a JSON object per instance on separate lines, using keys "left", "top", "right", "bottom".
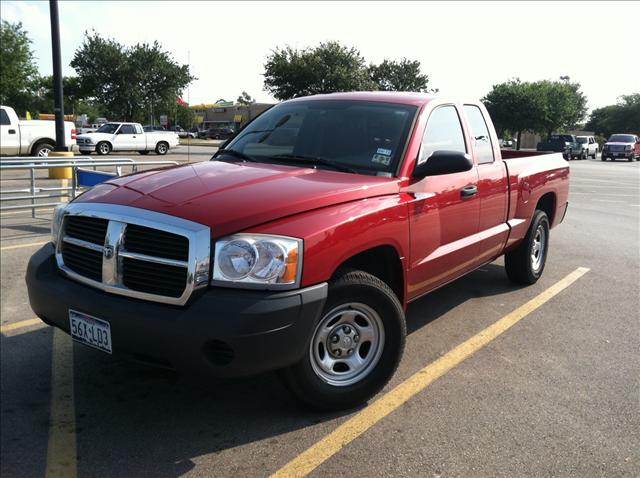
{"left": 0, "top": 318, "right": 44, "bottom": 333}
{"left": 45, "top": 329, "right": 77, "bottom": 478}
{"left": 0, "top": 241, "right": 47, "bottom": 251}
{"left": 271, "top": 267, "right": 590, "bottom": 478}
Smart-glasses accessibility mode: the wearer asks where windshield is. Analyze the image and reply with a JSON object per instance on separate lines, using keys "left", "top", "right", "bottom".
{"left": 223, "top": 100, "right": 418, "bottom": 175}
{"left": 96, "top": 123, "right": 120, "bottom": 134}
{"left": 576, "top": 137, "right": 588, "bottom": 143}
{"left": 608, "top": 134, "right": 635, "bottom": 143}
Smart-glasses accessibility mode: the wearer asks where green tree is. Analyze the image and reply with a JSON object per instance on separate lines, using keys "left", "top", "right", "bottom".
{"left": 533, "top": 79, "right": 587, "bottom": 138}
{"left": 368, "top": 59, "right": 435, "bottom": 93}
{"left": 236, "top": 91, "right": 255, "bottom": 105}
{"left": 0, "top": 21, "right": 39, "bottom": 115}
{"left": 71, "top": 32, "right": 194, "bottom": 122}
{"left": 30, "top": 75, "right": 87, "bottom": 115}
{"left": 174, "top": 103, "right": 196, "bottom": 129}
{"left": 483, "top": 79, "right": 544, "bottom": 149}
{"left": 586, "top": 93, "right": 640, "bottom": 137}
{"left": 264, "top": 41, "right": 375, "bottom": 100}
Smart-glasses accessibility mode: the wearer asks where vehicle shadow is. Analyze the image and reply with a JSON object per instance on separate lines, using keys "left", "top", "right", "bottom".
{"left": 0, "top": 263, "right": 523, "bottom": 478}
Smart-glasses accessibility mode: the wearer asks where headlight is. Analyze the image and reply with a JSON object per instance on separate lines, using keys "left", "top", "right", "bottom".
{"left": 51, "top": 204, "right": 66, "bottom": 244}
{"left": 626, "top": 145, "right": 633, "bottom": 151}
{"left": 212, "top": 234, "right": 302, "bottom": 289}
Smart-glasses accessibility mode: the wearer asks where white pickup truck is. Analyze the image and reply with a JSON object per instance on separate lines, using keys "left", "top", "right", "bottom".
{"left": 77, "top": 122, "right": 179, "bottom": 155}
{"left": 0, "top": 105, "right": 77, "bottom": 156}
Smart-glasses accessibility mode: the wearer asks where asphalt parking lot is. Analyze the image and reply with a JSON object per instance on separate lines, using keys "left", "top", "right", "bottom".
{"left": 1, "top": 155, "right": 638, "bottom": 477}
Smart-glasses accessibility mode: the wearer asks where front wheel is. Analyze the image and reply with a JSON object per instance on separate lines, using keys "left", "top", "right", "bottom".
{"left": 155, "top": 142, "right": 168, "bottom": 155}
{"left": 96, "top": 141, "right": 111, "bottom": 155}
{"left": 505, "top": 210, "right": 550, "bottom": 285}
{"left": 281, "top": 270, "right": 406, "bottom": 410}
{"left": 581, "top": 150, "right": 587, "bottom": 160}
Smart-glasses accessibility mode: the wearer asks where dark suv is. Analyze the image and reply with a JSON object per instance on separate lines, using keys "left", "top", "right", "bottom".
{"left": 537, "top": 134, "right": 585, "bottom": 160}
{"left": 206, "top": 127, "right": 235, "bottom": 140}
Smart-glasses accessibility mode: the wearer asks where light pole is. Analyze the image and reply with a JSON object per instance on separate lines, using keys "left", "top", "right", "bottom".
{"left": 49, "top": 0, "right": 66, "bottom": 152}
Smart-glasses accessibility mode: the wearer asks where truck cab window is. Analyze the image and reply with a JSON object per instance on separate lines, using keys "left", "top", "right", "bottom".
{"left": 464, "top": 105, "right": 495, "bottom": 164}
{"left": 135, "top": 124, "right": 144, "bottom": 134}
{"left": 0, "top": 109, "right": 10, "bottom": 125}
{"left": 119, "top": 125, "right": 136, "bottom": 135}
{"left": 419, "top": 105, "right": 467, "bottom": 164}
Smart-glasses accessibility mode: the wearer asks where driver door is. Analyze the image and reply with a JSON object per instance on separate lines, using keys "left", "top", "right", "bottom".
{"left": 112, "top": 124, "right": 136, "bottom": 150}
{"left": 405, "top": 105, "right": 480, "bottom": 299}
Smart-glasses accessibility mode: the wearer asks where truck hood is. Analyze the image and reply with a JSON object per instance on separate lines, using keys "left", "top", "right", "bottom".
{"left": 75, "top": 160, "right": 401, "bottom": 237}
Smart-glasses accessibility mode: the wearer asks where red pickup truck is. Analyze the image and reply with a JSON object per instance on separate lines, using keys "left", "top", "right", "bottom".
{"left": 27, "top": 92, "right": 569, "bottom": 410}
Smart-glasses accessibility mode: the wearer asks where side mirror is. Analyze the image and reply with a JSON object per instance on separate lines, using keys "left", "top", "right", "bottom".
{"left": 413, "top": 150, "right": 473, "bottom": 178}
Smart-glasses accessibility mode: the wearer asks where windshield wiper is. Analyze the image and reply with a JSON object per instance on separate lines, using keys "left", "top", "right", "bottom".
{"left": 213, "top": 148, "right": 257, "bottom": 163}
{"left": 269, "top": 154, "right": 357, "bottom": 174}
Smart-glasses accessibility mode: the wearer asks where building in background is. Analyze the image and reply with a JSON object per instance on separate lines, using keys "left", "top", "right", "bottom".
{"left": 192, "top": 101, "right": 274, "bottom": 132}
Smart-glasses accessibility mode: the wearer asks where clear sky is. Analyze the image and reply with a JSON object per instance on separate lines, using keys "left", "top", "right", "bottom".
{"left": 2, "top": 0, "right": 639, "bottom": 111}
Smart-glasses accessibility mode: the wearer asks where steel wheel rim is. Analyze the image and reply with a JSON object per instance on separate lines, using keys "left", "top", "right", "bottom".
{"left": 37, "top": 147, "right": 51, "bottom": 157}
{"left": 99, "top": 144, "right": 109, "bottom": 154}
{"left": 309, "top": 302, "right": 385, "bottom": 387}
{"left": 531, "top": 224, "right": 546, "bottom": 271}
{"left": 158, "top": 144, "right": 167, "bottom": 153}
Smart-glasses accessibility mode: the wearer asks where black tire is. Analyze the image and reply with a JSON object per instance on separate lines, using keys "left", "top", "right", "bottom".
{"left": 581, "top": 150, "right": 587, "bottom": 160}
{"left": 32, "top": 142, "right": 54, "bottom": 157}
{"left": 628, "top": 156, "right": 633, "bottom": 162}
{"left": 591, "top": 150, "right": 597, "bottom": 159}
{"left": 96, "top": 141, "right": 111, "bottom": 156}
{"left": 601, "top": 155, "right": 607, "bottom": 161}
{"left": 138, "top": 150, "right": 149, "bottom": 155}
{"left": 281, "top": 269, "right": 406, "bottom": 411}
{"left": 155, "top": 141, "right": 169, "bottom": 155}
{"left": 505, "top": 210, "right": 550, "bottom": 285}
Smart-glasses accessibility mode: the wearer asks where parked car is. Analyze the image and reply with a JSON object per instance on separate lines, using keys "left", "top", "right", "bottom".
{"left": 77, "top": 122, "right": 179, "bottom": 155}
{"left": 601, "top": 134, "right": 640, "bottom": 162}
{"left": 169, "top": 125, "right": 197, "bottom": 139}
{"left": 27, "top": 92, "right": 569, "bottom": 410}
{"left": 537, "top": 134, "right": 585, "bottom": 160}
{"left": 0, "top": 105, "right": 77, "bottom": 156}
{"left": 576, "top": 135, "right": 598, "bottom": 159}
{"left": 143, "top": 124, "right": 166, "bottom": 132}
{"left": 206, "top": 127, "right": 235, "bottom": 140}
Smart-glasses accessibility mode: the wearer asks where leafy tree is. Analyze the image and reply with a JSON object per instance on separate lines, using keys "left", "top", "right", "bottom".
{"left": 483, "top": 79, "right": 543, "bottom": 149}
{"left": 264, "top": 41, "right": 375, "bottom": 100}
{"left": 368, "top": 59, "right": 435, "bottom": 93}
{"left": 586, "top": 93, "right": 640, "bottom": 137}
{"left": 0, "top": 21, "right": 39, "bottom": 115}
{"left": 30, "top": 75, "right": 87, "bottom": 115}
{"left": 483, "top": 78, "right": 587, "bottom": 147}
{"left": 236, "top": 91, "right": 255, "bottom": 105}
{"left": 533, "top": 79, "right": 587, "bottom": 138}
{"left": 174, "top": 103, "right": 196, "bottom": 129}
{"left": 71, "top": 32, "right": 194, "bottom": 122}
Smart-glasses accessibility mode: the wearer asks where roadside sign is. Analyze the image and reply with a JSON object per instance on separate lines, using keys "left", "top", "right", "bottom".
{"left": 160, "top": 115, "right": 168, "bottom": 126}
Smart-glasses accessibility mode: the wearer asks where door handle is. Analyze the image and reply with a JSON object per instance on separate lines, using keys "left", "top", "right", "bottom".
{"left": 460, "top": 185, "right": 478, "bottom": 198}
{"left": 8, "top": 129, "right": 16, "bottom": 134}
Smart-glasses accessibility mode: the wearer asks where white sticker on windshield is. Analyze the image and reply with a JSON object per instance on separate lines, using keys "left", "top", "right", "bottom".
{"left": 376, "top": 147, "right": 392, "bottom": 156}
{"left": 371, "top": 153, "right": 391, "bottom": 166}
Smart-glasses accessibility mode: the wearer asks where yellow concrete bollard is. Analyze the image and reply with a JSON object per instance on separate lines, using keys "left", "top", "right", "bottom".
{"left": 47, "top": 151, "right": 75, "bottom": 179}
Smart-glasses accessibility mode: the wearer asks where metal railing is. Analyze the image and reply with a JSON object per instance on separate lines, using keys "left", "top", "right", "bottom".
{"left": 0, "top": 156, "right": 179, "bottom": 217}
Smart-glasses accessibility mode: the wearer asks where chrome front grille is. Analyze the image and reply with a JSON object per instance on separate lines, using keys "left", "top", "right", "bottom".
{"left": 55, "top": 203, "right": 211, "bottom": 305}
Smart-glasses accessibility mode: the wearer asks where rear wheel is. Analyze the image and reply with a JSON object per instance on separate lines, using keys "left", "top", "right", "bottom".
{"left": 32, "top": 142, "right": 54, "bottom": 157}
{"left": 155, "top": 142, "right": 168, "bottom": 155}
{"left": 281, "top": 270, "right": 406, "bottom": 410}
{"left": 581, "top": 150, "right": 587, "bottom": 160}
{"left": 601, "top": 155, "right": 607, "bottom": 161}
{"left": 505, "top": 210, "right": 550, "bottom": 285}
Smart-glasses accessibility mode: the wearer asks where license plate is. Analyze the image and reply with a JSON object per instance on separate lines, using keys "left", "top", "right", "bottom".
{"left": 69, "top": 309, "right": 112, "bottom": 354}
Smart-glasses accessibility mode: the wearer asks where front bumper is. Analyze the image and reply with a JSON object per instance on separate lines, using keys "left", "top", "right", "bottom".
{"left": 602, "top": 150, "right": 634, "bottom": 159}
{"left": 26, "top": 244, "right": 328, "bottom": 377}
